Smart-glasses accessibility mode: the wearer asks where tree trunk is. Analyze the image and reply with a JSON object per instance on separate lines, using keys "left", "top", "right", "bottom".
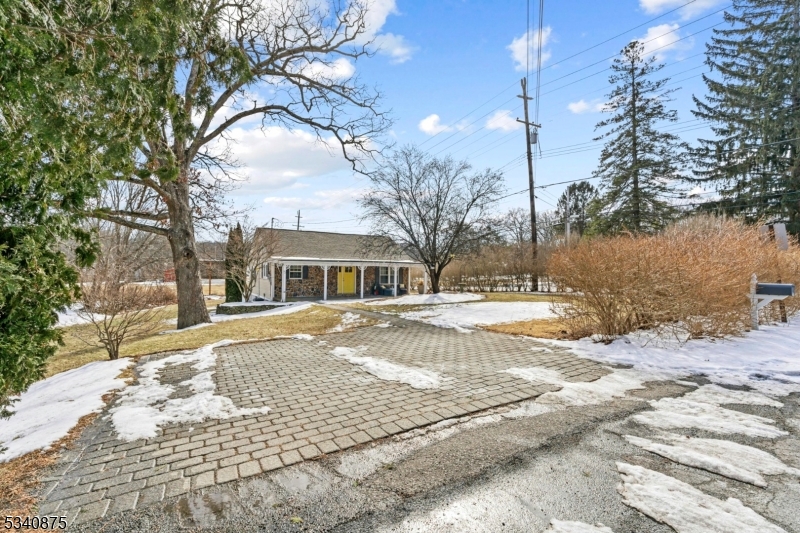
{"left": 430, "top": 267, "right": 441, "bottom": 294}
{"left": 166, "top": 179, "right": 211, "bottom": 329}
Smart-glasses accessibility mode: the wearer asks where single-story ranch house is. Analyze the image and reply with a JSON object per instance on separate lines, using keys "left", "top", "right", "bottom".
{"left": 253, "top": 229, "right": 426, "bottom": 302}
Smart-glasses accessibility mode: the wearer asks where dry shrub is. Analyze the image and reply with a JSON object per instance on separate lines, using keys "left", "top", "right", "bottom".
{"left": 144, "top": 283, "right": 178, "bottom": 306}
{"left": 548, "top": 216, "right": 800, "bottom": 341}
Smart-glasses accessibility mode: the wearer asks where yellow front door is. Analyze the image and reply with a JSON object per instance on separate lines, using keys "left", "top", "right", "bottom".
{"left": 337, "top": 266, "right": 356, "bottom": 294}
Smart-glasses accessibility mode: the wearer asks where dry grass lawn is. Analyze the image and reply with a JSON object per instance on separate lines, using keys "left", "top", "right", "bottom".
{"left": 478, "top": 292, "right": 564, "bottom": 303}
{"left": 484, "top": 317, "right": 574, "bottom": 339}
{"left": 49, "top": 304, "right": 364, "bottom": 377}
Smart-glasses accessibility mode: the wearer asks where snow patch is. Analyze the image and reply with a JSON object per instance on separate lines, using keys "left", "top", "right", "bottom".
{"left": 368, "top": 292, "right": 484, "bottom": 306}
{"left": 504, "top": 367, "right": 647, "bottom": 407}
{"left": 401, "top": 301, "right": 556, "bottom": 331}
{"left": 0, "top": 359, "right": 131, "bottom": 461}
{"left": 328, "top": 312, "right": 366, "bottom": 333}
{"left": 55, "top": 305, "right": 104, "bottom": 328}
{"left": 616, "top": 462, "right": 787, "bottom": 532}
{"left": 540, "top": 321, "right": 800, "bottom": 396}
{"left": 330, "top": 347, "right": 441, "bottom": 390}
{"left": 633, "top": 385, "right": 788, "bottom": 438}
{"left": 547, "top": 520, "right": 615, "bottom": 533}
{"left": 276, "top": 333, "right": 315, "bottom": 341}
{"left": 624, "top": 434, "right": 800, "bottom": 487}
{"left": 110, "top": 341, "right": 271, "bottom": 441}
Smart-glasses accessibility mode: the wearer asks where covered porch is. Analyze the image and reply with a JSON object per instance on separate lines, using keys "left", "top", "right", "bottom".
{"left": 273, "top": 259, "right": 426, "bottom": 302}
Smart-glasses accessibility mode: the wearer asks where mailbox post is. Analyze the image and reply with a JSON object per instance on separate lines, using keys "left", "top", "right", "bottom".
{"left": 749, "top": 274, "right": 795, "bottom": 330}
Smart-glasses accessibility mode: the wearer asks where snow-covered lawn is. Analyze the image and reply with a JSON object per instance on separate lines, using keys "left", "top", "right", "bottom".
{"left": 0, "top": 359, "right": 131, "bottom": 462}
{"left": 110, "top": 341, "right": 271, "bottom": 441}
{"left": 540, "top": 321, "right": 800, "bottom": 396}
{"left": 399, "top": 301, "right": 555, "bottom": 332}
{"left": 367, "top": 292, "right": 484, "bottom": 306}
{"left": 55, "top": 305, "right": 103, "bottom": 328}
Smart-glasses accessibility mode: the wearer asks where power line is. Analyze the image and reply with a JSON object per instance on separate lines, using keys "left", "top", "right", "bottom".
{"left": 416, "top": 2, "right": 727, "bottom": 153}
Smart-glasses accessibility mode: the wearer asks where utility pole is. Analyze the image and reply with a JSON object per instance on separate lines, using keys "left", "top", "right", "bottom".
{"left": 270, "top": 217, "right": 278, "bottom": 229}
{"left": 517, "top": 78, "right": 541, "bottom": 291}
{"left": 565, "top": 186, "right": 571, "bottom": 246}
{"left": 295, "top": 210, "right": 302, "bottom": 231}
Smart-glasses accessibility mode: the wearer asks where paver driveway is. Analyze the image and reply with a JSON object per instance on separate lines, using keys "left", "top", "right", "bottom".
{"left": 37, "top": 310, "right": 609, "bottom": 526}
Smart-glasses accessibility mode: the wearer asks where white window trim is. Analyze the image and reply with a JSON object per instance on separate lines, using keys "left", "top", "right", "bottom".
{"left": 289, "top": 265, "right": 302, "bottom": 279}
{"left": 379, "top": 267, "right": 395, "bottom": 285}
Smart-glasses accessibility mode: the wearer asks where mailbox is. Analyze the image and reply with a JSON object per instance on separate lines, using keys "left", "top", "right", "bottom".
{"left": 756, "top": 283, "right": 795, "bottom": 297}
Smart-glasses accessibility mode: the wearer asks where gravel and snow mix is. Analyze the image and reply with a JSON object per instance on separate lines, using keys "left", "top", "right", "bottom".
{"left": 0, "top": 359, "right": 131, "bottom": 462}
{"left": 546, "top": 520, "right": 615, "bottom": 533}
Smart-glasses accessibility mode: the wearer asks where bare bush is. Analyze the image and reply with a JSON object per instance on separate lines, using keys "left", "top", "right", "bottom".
{"left": 224, "top": 220, "right": 280, "bottom": 302}
{"left": 548, "top": 216, "right": 800, "bottom": 341}
{"left": 75, "top": 267, "right": 168, "bottom": 360}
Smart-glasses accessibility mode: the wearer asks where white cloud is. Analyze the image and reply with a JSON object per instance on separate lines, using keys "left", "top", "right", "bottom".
{"left": 418, "top": 114, "right": 451, "bottom": 136}
{"left": 485, "top": 110, "right": 522, "bottom": 132}
{"left": 213, "top": 126, "right": 352, "bottom": 190}
{"left": 359, "top": 0, "right": 415, "bottom": 63}
{"left": 263, "top": 187, "right": 364, "bottom": 210}
{"left": 567, "top": 99, "right": 606, "bottom": 114}
{"left": 507, "top": 27, "right": 553, "bottom": 72}
{"left": 299, "top": 58, "right": 356, "bottom": 81}
{"left": 372, "top": 33, "right": 414, "bottom": 64}
{"left": 638, "top": 23, "right": 690, "bottom": 59}
{"left": 639, "top": 0, "right": 725, "bottom": 19}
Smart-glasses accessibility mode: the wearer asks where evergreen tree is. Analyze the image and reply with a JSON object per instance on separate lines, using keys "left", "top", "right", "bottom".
{"left": 555, "top": 181, "right": 598, "bottom": 237}
{"left": 589, "top": 41, "right": 689, "bottom": 234}
{"left": 224, "top": 223, "right": 244, "bottom": 303}
{"left": 692, "top": 0, "right": 800, "bottom": 234}
{"left": 0, "top": 0, "right": 184, "bottom": 417}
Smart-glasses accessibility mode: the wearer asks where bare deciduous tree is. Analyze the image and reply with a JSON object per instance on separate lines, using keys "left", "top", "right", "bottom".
{"left": 224, "top": 219, "right": 280, "bottom": 301}
{"left": 360, "top": 146, "right": 505, "bottom": 293}
{"left": 87, "top": 0, "right": 391, "bottom": 328}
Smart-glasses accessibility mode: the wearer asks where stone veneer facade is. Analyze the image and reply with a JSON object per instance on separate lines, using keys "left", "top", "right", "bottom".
{"left": 273, "top": 266, "right": 410, "bottom": 299}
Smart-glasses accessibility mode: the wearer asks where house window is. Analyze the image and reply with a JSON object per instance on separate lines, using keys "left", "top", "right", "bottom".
{"left": 379, "top": 267, "right": 395, "bottom": 284}
{"left": 261, "top": 263, "right": 269, "bottom": 278}
{"left": 289, "top": 265, "right": 302, "bottom": 279}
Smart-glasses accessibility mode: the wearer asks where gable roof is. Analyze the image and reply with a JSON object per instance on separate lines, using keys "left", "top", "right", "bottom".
{"left": 255, "top": 228, "right": 418, "bottom": 263}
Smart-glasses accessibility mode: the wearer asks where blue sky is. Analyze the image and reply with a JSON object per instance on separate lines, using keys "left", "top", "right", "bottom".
{"left": 223, "top": 0, "right": 728, "bottom": 234}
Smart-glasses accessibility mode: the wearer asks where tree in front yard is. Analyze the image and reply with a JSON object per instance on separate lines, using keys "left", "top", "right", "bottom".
{"left": 360, "top": 146, "right": 505, "bottom": 293}
{"left": 224, "top": 220, "right": 280, "bottom": 302}
{"left": 225, "top": 223, "right": 244, "bottom": 303}
{"left": 86, "top": 0, "right": 391, "bottom": 329}
{"left": 589, "top": 41, "right": 688, "bottom": 234}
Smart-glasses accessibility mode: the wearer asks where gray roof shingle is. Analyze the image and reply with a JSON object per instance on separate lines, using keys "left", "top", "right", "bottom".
{"left": 255, "top": 229, "right": 417, "bottom": 263}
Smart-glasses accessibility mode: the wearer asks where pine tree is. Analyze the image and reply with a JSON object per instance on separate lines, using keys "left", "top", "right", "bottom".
{"left": 555, "top": 181, "right": 598, "bottom": 237}
{"left": 224, "top": 223, "right": 244, "bottom": 303}
{"left": 590, "top": 41, "right": 689, "bottom": 234}
{"left": 692, "top": 0, "right": 800, "bottom": 234}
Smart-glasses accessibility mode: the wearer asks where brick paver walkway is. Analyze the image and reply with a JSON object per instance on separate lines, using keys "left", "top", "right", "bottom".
{"left": 36, "top": 311, "right": 608, "bottom": 526}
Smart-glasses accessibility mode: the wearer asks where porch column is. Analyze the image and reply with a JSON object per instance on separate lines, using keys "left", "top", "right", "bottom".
{"left": 323, "top": 265, "right": 329, "bottom": 301}
{"left": 423, "top": 269, "right": 429, "bottom": 294}
{"left": 359, "top": 266, "right": 365, "bottom": 299}
{"left": 270, "top": 262, "right": 275, "bottom": 301}
{"left": 281, "top": 264, "right": 287, "bottom": 303}
{"left": 393, "top": 266, "right": 399, "bottom": 297}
